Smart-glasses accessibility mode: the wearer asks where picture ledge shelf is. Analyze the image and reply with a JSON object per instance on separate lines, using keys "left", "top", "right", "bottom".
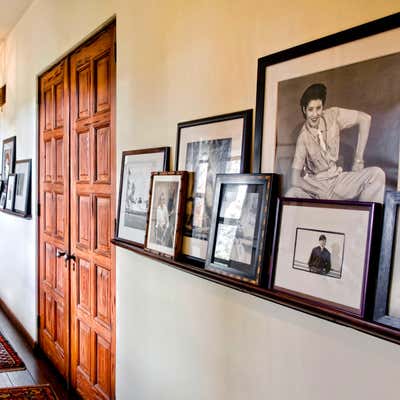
{"left": 0, "top": 208, "right": 31, "bottom": 219}
{"left": 111, "top": 238, "right": 400, "bottom": 346}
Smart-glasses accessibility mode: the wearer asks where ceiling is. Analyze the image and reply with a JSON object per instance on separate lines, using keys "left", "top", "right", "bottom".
{"left": 0, "top": 0, "right": 34, "bottom": 41}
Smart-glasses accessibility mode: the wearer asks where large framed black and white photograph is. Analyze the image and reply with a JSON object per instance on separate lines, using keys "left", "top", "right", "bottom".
{"left": 176, "top": 110, "right": 252, "bottom": 263}
{"left": 144, "top": 171, "right": 188, "bottom": 259}
{"left": 270, "top": 198, "right": 380, "bottom": 317}
{"left": 373, "top": 192, "right": 400, "bottom": 329}
{"left": 255, "top": 13, "right": 400, "bottom": 203}
{"left": 205, "top": 174, "right": 277, "bottom": 285}
{"left": 1, "top": 136, "right": 16, "bottom": 182}
{"left": 14, "top": 159, "right": 32, "bottom": 216}
{"left": 116, "top": 147, "right": 170, "bottom": 247}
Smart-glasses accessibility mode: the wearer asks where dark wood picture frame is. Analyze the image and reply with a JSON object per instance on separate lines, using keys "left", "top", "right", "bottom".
{"left": 175, "top": 109, "right": 253, "bottom": 265}
{"left": 144, "top": 171, "right": 188, "bottom": 260}
{"left": 115, "top": 147, "right": 170, "bottom": 248}
{"left": 1, "top": 136, "right": 16, "bottom": 181}
{"left": 254, "top": 12, "right": 400, "bottom": 174}
{"left": 14, "top": 159, "right": 32, "bottom": 217}
{"left": 373, "top": 191, "right": 400, "bottom": 329}
{"left": 205, "top": 173, "right": 278, "bottom": 285}
{"left": 5, "top": 174, "right": 17, "bottom": 211}
{"left": 269, "top": 198, "right": 381, "bottom": 318}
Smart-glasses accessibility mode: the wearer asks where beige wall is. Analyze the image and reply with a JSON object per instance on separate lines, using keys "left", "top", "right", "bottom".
{"left": 0, "top": 1, "right": 399, "bottom": 399}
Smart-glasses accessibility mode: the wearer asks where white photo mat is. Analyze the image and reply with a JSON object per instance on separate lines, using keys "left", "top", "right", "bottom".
{"left": 274, "top": 203, "right": 370, "bottom": 313}
{"left": 177, "top": 118, "right": 245, "bottom": 260}
{"left": 118, "top": 151, "right": 165, "bottom": 245}
{"left": 14, "top": 160, "right": 31, "bottom": 214}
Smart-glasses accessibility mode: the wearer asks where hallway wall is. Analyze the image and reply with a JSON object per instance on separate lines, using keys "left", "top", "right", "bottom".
{"left": 0, "top": 1, "right": 399, "bottom": 399}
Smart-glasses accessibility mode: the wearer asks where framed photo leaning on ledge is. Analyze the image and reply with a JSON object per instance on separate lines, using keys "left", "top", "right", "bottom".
{"left": 144, "top": 171, "right": 188, "bottom": 259}
{"left": 5, "top": 173, "right": 16, "bottom": 211}
{"left": 254, "top": 13, "right": 400, "bottom": 203}
{"left": 270, "top": 198, "right": 381, "bottom": 318}
{"left": 14, "top": 159, "right": 32, "bottom": 216}
{"left": 205, "top": 174, "right": 278, "bottom": 285}
{"left": 116, "top": 147, "right": 170, "bottom": 247}
{"left": 176, "top": 110, "right": 252, "bottom": 264}
{"left": 373, "top": 192, "right": 400, "bottom": 329}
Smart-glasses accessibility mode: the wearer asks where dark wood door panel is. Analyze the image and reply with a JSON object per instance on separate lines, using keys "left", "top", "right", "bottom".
{"left": 70, "top": 23, "right": 115, "bottom": 400}
{"left": 38, "top": 58, "right": 70, "bottom": 381}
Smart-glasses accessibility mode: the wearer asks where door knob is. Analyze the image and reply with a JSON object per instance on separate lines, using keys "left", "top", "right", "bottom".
{"left": 64, "top": 253, "right": 76, "bottom": 262}
{"left": 56, "top": 250, "right": 66, "bottom": 258}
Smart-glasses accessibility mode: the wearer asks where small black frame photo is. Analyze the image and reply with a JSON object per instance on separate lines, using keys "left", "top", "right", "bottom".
{"left": 205, "top": 173, "right": 278, "bottom": 285}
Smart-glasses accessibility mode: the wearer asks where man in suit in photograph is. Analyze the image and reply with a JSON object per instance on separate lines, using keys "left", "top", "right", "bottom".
{"left": 308, "top": 234, "right": 331, "bottom": 275}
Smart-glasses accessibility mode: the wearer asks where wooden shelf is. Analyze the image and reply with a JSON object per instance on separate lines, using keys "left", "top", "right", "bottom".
{"left": 112, "top": 238, "right": 400, "bottom": 346}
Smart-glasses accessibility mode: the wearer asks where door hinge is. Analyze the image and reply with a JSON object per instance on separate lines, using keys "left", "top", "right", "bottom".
{"left": 37, "top": 203, "right": 41, "bottom": 217}
{"left": 37, "top": 315, "right": 40, "bottom": 329}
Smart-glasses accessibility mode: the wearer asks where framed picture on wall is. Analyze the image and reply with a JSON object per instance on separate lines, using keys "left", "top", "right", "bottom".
{"left": 270, "top": 198, "right": 381, "bottom": 318}
{"left": 254, "top": 13, "right": 400, "bottom": 204}
{"left": 5, "top": 174, "right": 16, "bottom": 211}
{"left": 205, "top": 173, "right": 278, "bottom": 285}
{"left": 115, "top": 147, "right": 170, "bottom": 247}
{"left": 373, "top": 192, "right": 400, "bottom": 329}
{"left": 144, "top": 171, "right": 188, "bottom": 259}
{"left": 2, "top": 136, "right": 16, "bottom": 182}
{"left": 14, "top": 159, "right": 32, "bottom": 216}
{"left": 175, "top": 110, "right": 252, "bottom": 264}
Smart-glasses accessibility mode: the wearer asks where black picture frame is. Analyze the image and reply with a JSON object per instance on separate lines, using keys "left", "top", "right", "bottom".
{"left": 175, "top": 109, "right": 253, "bottom": 265}
{"left": 14, "top": 159, "right": 32, "bottom": 217}
{"left": 373, "top": 191, "right": 400, "bottom": 329}
{"left": 269, "top": 198, "right": 381, "bottom": 318}
{"left": 1, "top": 136, "right": 16, "bottom": 181}
{"left": 254, "top": 12, "right": 400, "bottom": 187}
{"left": 115, "top": 147, "right": 170, "bottom": 248}
{"left": 5, "top": 174, "right": 17, "bottom": 211}
{"left": 205, "top": 173, "right": 278, "bottom": 285}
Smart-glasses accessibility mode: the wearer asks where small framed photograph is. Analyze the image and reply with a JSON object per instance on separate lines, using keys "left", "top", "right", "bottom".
{"left": 255, "top": 14, "right": 400, "bottom": 203}
{"left": 116, "top": 147, "right": 170, "bottom": 247}
{"left": 0, "top": 191, "right": 6, "bottom": 209}
{"left": 5, "top": 174, "right": 17, "bottom": 211}
{"left": 270, "top": 198, "right": 380, "bottom": 317}
{"left": 176, "top": 110, "right": 252, "bottom": 263}
{"left": 373, "top": 192, "right": 400, "bottom": 329}
{"left": 144, "top": 171, "right": 188, "bottom": 259}
{"left": 14, "top": 159, "right": 32, "bottom": 216}
{"left": 205, "top": 174, "right": 278, "bottom": 284}
{"left": 2, "top": 136, "right": 16, "bottom": 182}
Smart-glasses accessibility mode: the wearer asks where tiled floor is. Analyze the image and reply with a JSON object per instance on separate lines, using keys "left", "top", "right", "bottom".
{"left": 0, "top": 308, "right": 80, "bottom": 399}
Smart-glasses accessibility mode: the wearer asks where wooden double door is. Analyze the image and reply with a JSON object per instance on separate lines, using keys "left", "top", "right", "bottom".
{"left": 38, "top": 23, "right": 116, "bottom": 400}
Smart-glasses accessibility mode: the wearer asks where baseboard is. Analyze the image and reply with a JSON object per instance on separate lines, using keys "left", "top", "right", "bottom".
{"left": 0, "top": 297, "right": 37, "bottom": 349}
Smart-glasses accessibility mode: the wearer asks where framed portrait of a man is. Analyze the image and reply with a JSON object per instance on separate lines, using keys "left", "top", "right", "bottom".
{"left": 115, "top": 147, "right": 170, "bottom": 247}
{"left": 144, "top": 171, "right": 188, "bottom": 259}
{"left": 176, "top": 110, "right": 252, "bottom": 264}
{"left": 270, "top": 198, "right": 380, "bottom": 317}
{"left": 255, "top": 13, "right": 400, "bottom": 204}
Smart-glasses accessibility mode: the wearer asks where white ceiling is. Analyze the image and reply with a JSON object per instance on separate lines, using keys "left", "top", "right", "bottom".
{"left": 0, "top": 0, "right": 34, "bottom": 41}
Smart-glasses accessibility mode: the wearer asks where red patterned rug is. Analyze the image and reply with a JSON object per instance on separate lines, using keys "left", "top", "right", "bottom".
{"left": 0, "top": 385, "right": 58, "bottom": 399}
{"left": 0, "top": 332, "right": 25, "bottom": 372}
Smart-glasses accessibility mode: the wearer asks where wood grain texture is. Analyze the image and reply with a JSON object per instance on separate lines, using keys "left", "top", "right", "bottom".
{"left": 70, "top": 22, "right": 116, "bottom": 400}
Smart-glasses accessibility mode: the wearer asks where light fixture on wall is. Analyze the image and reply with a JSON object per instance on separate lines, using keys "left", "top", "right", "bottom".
{"left": 0, "top": 85, "right": 6, "bottom": 111}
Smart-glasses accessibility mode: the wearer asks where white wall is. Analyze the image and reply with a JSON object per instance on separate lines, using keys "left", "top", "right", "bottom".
{"left": 0, "top": 1, "right": 399, "bottom": 399}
